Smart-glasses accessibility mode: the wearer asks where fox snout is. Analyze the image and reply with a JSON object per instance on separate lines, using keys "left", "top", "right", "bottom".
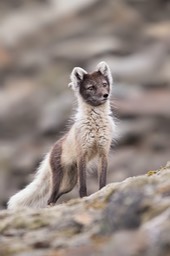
{"left": 99, "top": 88, "right": 109, "bottom": 100}
{"left": 103, "top": 93, "right": 109, "bottom": 99}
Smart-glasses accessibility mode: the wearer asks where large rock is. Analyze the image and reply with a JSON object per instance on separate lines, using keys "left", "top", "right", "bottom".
{"left": 0, "top": 162, "right": 170, "bottom": 256}
{"left": 0, "top": 0, "right": 170, "bottom": 209}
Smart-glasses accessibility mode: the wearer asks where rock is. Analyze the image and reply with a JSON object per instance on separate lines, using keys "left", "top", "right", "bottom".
{"left": 0, "top": 0, "right": 170, "bottom": 210}
{"left": 0, "top": 163, "right": 170, "bottom": 256}
{"left": 117, "top": 89, "right": 170, "bottom": 117}
{"left": 91, "top": 43, "right": 168, "bottom": 84}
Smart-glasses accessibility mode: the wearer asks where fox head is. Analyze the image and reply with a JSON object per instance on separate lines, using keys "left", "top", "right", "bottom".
{"left": 69, "top": 62, "right": 113, "bottom": 107}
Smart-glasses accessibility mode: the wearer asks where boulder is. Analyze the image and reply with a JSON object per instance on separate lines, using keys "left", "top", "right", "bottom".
{"left": 0, "top": 162, "right": 170, "bottom": 256}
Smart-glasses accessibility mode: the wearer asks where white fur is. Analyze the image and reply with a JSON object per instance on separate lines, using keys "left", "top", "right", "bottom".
{"left": 75, "top": 96, "right": 116, "bottom": 146}
{"left": 8, "top": 154, "right": 51, "bottom": 209}
{"left": 69, "top": 67, "right": 87, "bottom": 91}
{"left": 97, "top": 61, "right": 113, "bottom": 89}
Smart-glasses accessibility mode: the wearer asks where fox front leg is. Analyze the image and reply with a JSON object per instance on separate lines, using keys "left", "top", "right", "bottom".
{"left": 78, "top": 155, "right": 87, "bottom": 198}
{"left": 99, "top": 154, "right": 108, "bottom": 190}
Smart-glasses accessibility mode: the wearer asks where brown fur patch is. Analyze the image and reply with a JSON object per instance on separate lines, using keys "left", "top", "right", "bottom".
{"left": 48, "top": 136, "right": 65, "bottom": 204}
{"left": 99, "top": 155, "right": 108, "bottom": 189}
{"left": 79, "top": 71, "right": 110, "bottom": 106}
{"left": 48, "top": 134, "right": 78, "bottom": 204}
{"left": 78, "top": 155, "right": 87, "bottom": 197}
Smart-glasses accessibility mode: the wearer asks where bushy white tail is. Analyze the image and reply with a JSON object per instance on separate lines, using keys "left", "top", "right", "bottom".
{"left": 8, "top": 154, "right": 51, "bottom": 209}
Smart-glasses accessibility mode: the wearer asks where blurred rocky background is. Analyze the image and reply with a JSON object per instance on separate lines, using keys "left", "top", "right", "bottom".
{"left": 0, "top": 0, "right": 170, "bottom": 209}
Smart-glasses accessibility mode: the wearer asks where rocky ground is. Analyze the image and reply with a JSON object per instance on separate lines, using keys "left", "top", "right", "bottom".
{"left": 0, "top": 162, "right": 170, "bottom": 256}
{"left": 0, "top": 0, "right": 170, "bottom": 208}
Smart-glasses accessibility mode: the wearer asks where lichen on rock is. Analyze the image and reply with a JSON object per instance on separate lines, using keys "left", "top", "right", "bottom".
{"left": 0, "top": 163, "right": 170, "bottom": 256}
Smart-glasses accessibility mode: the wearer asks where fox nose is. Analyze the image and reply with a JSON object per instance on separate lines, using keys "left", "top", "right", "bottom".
{"left": 103, "top": 94, "right": 108, "bottom": 99}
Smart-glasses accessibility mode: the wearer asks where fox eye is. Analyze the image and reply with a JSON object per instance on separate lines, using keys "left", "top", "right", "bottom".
{"left": 103, "top": 82, "right": 107, "bottom": 87}
{"left": 87, "top": 86, "right": 95, "bottom": 91}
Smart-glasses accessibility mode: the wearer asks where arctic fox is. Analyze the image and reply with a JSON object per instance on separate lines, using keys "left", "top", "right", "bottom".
{"left": 8, "top": 61, "right": 116, "bottom": 209}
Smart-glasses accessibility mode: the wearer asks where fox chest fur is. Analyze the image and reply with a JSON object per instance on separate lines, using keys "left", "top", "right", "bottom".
{"left": 61, "top": 104, "right": 114, "bottom": 167}
{"left": 75, "top": 109, "right": 113, "bottom": 158}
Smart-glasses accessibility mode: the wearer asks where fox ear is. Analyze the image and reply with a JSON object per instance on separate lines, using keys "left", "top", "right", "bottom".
{"left": 69, "top": 67, "right": 87, "bottom": 90}
{"left": 97, "top": 61, "right": 113, "bottom": 85}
